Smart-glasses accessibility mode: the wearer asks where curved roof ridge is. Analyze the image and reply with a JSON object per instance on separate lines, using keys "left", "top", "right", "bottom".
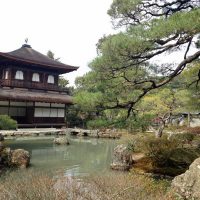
{"left": 0, "top": 45, "right": 78, "bottom": 72}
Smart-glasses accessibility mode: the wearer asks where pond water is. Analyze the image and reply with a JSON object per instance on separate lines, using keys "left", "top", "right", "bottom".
{"left": 6, "top": 136, "right": 117, "bottom": 176}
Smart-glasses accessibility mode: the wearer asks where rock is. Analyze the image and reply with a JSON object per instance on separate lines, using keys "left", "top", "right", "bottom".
{"left": 70, "top": 130, "right": 80, "bottom": 136}
{"left": 0, "top": 142, "right": 5, "bottom": 152}
{"left": 66, "top": 128, "right": 121, "bottom": 139}
{"left": 0, "top": 147, "right": 11, "bottom": 166}
{"left": 58, "top": 131, "right": 66, "bottom": 135}
{"left": 172, "top": 157, "right": 200, "bottom": 199}
{"left": 2, "top": 147, "right": 11, "bottom": 156}
{"left": 110, "top": 144, "right": 133, "bottom": 171}
{"left": 0, "top": 147, "right": 30, "bottom": 169}
{"left": 0, "top": 134, "right": 4, "bottom": 141}
{"left": 10, "top": 149, "right": 30, "bottom": 168}
{"left": 90, "top": 130, "right": 99, "bottom": 137}
{"left": 191, "top": 140, "right": 200, "bottom": 148}
{"left": 98, "top": 129, "right": 121, "bottom": 139}
{"left": 53, "top": 137, "right": 70, "bottom": 145}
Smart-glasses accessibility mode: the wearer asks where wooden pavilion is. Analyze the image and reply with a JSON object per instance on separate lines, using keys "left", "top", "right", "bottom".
{"left": 0, "top": 44, "right": 78, "bottom": 127}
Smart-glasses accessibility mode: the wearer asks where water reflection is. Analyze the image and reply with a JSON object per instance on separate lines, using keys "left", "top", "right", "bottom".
{"left": 7, "top": 137, "right": 117, "bottom": 176}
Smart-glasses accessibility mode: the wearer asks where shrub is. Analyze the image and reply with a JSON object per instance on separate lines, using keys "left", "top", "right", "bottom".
{"left": 127, "top": 142, "right": 135, "bottom": 152}
{"left": 0, "top": 115, "right": 17, "bottom": 130}
{"left": 138, "top": 136, "right": 179, "bottom": 167}
{"left": 87, "top": 119, "right": 111, "bottom": 129}
{"left": 127, "top": 114, "right": 154, "bottom": 132}
{"left": 173, "top": 133, "right": 195, "bottom": 145}
{"left": 0, "top": 170, "right": 174, "bottom": 200}
{"left": 184, "top": 126, "right": 200, "bottom": 135}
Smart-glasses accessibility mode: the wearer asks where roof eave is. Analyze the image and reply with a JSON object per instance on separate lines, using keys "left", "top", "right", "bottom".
{"left": 0, "top": 52, "right": 79, "bottom": 73}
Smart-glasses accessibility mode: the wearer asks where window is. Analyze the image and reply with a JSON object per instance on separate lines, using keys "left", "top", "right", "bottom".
{"left": 34, "top": 108, "right": 64, "bottom": 118}
{"left": 47, "top": 75, "right": 54, "bottom": 84}
{"left": 5, "top": 71, "right": 9, "bottom": 79}
{"left": 32, "top": 73, "right": 40, "bottom": 82}
{"left": 9, "top": 107, "right": 26, "bottom": 116}
{"left": 15, "top": 70, "right": 24, "bottom": 80}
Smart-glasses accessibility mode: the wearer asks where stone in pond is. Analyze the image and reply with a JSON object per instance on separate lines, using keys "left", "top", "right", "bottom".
{"left": 110, "top": 144, "right": 133, "bottom": 171}
{"left": 11, "top": 149, "right": 30, "bottom": 169}
{"left": 53, "top": 137, "right": 70, "bottom": 145}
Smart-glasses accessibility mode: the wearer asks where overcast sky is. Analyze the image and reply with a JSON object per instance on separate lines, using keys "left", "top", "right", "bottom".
{"left": 0, "top": 0, "right": 114, "bottom": 85}
{"left": 0, "top": 0, "right": 197, "bottom": 86}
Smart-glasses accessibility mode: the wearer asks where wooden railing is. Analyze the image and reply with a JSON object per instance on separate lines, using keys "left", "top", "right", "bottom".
{"left": 0, "top": 79, "right": 69, "bottom": 93}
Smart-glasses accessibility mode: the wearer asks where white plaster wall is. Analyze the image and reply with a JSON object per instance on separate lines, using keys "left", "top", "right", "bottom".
{"left": 34, "top": 108, "right": 65, "bottom": 118}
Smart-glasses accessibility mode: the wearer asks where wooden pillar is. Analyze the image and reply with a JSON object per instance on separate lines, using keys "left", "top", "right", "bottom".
{"left": 33, "top": 102, "right": 35, "bottom": 124}
{"left": 64, "top": 104, "right": 68, "bottom": 128}
{"left": 8, "top": 100, "right": 10, "bottom": 116}
{"left": 43, "top": 73, "right": 46, "bottom": 88}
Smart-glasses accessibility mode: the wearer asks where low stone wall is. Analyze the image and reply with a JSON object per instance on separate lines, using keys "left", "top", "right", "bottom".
{"left": 0, "top": 128, "right": 64, "bottom": 137}
{"left": 67, "top": 128, "right": 121, "bottom": 139}
{"left": 0, "top": 128, "right": 122, "bottom": 139}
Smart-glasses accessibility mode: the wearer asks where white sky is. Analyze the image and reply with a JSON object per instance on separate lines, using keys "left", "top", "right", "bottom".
{"left": 0, "top": 0, "right": 114, "bottom": 86}
{"left": 0, "top": 1, "right": 197, "bottom": 86}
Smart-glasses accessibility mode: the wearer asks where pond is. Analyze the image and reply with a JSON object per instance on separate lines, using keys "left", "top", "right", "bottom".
{"left": 6, "top": 136, "right": 117, "bottom": 176}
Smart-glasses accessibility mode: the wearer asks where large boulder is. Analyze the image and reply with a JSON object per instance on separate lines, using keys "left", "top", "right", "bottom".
{"left": 53, "top": 137, "right": 70, "bottom": 145}
{"left": 110, "top": 144, "right": 133, "bottom": 171}
{"left": 10, "top": 149, "right": 30, "bottom": 169}
{"left": 172, "top": 157, "right": 200, "bottom": 199}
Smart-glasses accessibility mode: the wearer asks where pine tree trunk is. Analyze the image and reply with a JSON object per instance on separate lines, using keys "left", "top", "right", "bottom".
{"left": 155, "top": 123, "right": 165, "bottom": 138}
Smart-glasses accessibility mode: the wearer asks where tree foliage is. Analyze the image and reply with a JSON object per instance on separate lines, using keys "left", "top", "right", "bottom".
{"left": 73, "top": 1, "right": 200, "bottom": 131}
{"left": 46, "top": 51, "right": 70, "bottom": 89}
{"left": 47, "top": 50, "right": 60, "bottom": 61}
{"left": 89, "top": 0, "right": 200, "bottom": 116}
{"left": 58, "top": 76, "right": 69, "bottom": 88}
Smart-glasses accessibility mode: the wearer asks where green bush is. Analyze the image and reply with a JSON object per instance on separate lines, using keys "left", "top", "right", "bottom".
{"left": 138, "top": 136, "right": 179, "bottom": 167}
{"left": 185, "top": 126, "right": 200, "bottom": 135}
{"left": 173, "top": 133, "right": 195, "bottom": 145}
{"left": 127, "top": 114, "right": 154, "bottom": 132}
{"left": 127, "top": 142, "right": 135, "bottom": 152}
{"left": 0, "top": 115, "right": 17, "bottom": 130}
{"left": 87, "top": 119, "right": 111, "bottom": 129}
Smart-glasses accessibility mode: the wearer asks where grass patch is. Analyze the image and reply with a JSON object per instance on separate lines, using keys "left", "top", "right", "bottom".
{"left": 0, "top": 169, "right": 175, "bottom": 200}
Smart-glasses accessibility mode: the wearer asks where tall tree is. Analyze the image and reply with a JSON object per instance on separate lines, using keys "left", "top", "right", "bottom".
{"left": 47, "top": 50, "right": 60, "bottom": 61}
{"left": 47, "top": 51, "right": 69, "bottom": 88}
{"left": 90, "top": 0, "right": 200, "bottom": 116}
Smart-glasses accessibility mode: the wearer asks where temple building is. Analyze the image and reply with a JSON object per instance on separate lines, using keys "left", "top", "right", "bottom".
{"left": 0, "top": 44, "right": 78, "bottom": 127}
